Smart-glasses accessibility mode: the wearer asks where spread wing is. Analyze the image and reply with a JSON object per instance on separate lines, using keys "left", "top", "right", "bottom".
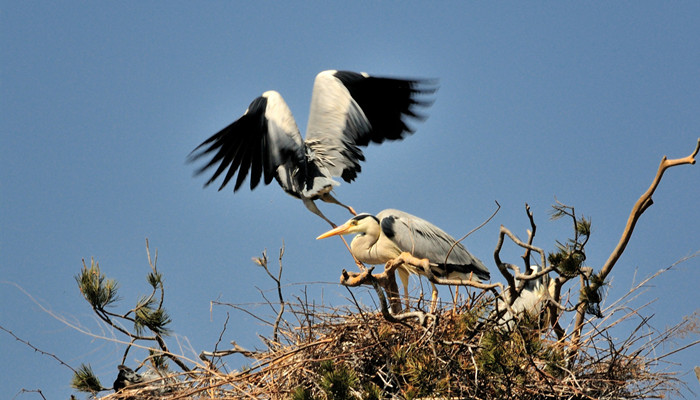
{"left": 188, "top": 91, "right": 306, "bottom": 192}
{"left": 304, "top": 70, "right": 437, "bottom": 183}
{"left": 378, "top": 209, "right": 489, "bottom": 281}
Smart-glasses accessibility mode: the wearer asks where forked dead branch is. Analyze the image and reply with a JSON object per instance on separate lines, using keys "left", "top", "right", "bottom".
{"left": 570, "top": 138, "right": 699, "bottom": 351}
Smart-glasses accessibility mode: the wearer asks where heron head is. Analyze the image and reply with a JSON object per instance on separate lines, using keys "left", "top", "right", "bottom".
{"left": 316, "top": 213, "right": 379, "bottom": 239}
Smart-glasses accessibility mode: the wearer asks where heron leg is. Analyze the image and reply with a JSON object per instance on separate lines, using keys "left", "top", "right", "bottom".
{"left": 320, "top": 193, "right": 357, "bottom": 216}
{"left": 302, "top": 197, "right": 337, "bottom": 227}
{"left": 385, "top": 272, "right": 402, "bottom": 314}
{"left": 430, "top": 282, "right": 439, "bottom": 313}
{"left": 397, "top": 266, "right": 411, "bottom": 311}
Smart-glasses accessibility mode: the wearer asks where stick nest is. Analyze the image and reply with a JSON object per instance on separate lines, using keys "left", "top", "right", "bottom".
{"left": 101, "top": 293, "right": 683, "bottom": 400}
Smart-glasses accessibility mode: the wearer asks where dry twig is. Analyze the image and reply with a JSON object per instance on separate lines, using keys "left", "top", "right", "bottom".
{"left": 570, "top": 139, "right": 699, "bottom": 352}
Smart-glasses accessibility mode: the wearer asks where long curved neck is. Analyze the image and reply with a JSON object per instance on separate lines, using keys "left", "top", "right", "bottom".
{"left": 349, "top": 222, "right": 384, "bottom": 264}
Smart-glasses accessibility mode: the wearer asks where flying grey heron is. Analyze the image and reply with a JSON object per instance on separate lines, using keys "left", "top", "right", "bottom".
{"left": 188, "top": 70, "right": 436, "bottom": 226}
{"left": 317, "top": 209, "right": 489, "bottom": 310}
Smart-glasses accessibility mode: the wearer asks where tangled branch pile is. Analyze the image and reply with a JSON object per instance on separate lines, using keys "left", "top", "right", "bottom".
{"left": 97, "top": 289, "right": 691, "bottom": 400}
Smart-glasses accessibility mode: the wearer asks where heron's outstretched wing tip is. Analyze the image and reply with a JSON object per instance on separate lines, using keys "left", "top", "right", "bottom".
{"left": 189, "top": 91, "right": 306, "bottom": 194}
{"left": 306, "top": 71, "right": 437, "bottom": 181}
{"left": 186, "top": 148, "right": 206, "bottom": 165}
{"left": 414, "top": 77, "right": 440, "bottom": 89}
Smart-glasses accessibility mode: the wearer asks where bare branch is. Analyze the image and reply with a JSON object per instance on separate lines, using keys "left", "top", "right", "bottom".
{"left": 494, "top": 226, "right": 517, "bottom": 295}
{"left": 211, "top": 300, "right": 274, "bottom": 327}
{"left": 13, "top": 389, "right": 47, "bottom": 400}
{"left": 570, "top": 139, "right": 699, "bottom": 352}
{"left": 0, "top": 325, "right": 77, "bottom": 374}
{"left": 521, "top": 203, "right": 537, "bottom": 272}
{"left": 444, "top": 200, "right": 500, "bottom": 265}
{"left": 200, "top": 341, "right": 259, "bottom": 360}
{"left": 494, "top": 224, "right": 549, "bottom": 304}
{"left": 600, "top": 139, "right": 698, "bottom": 281}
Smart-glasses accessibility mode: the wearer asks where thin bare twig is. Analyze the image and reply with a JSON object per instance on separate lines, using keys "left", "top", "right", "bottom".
{"left": 253, "top": 246, "right": 287, "bottom": 345}
{"left": 444, "top": 200, "right": 501, "bottom": 265}
{"left": 0, "top": 325, "right": 77, "bottom": 374}
{"left": 13, "top": 389, "right": 47, "bottom": 400}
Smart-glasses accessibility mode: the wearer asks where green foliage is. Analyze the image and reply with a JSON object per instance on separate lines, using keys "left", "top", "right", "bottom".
{"left": 478, "top": 329, "right": 517, "bottom": 377}
{"left": 147, "top": 270, "right": 163, "bottom": 289}
{"left": 71, "top": 363, "right": 103, "bottom": 393}
{"left": 148, "top": 349, "right": 170, "bottom": 371}
{"left": 390, "top": 344, "right": 408, "bottom": 370}
{"left": 475, "top": 319, "right": 566, "bottom": 397}
{"left": 576, "top": 217, "right": 592, "bottom": 237}
{"left": 548, "top": 241, "right": 586, "bottom": 277}
{"left": 390, "top": 340, "right": 450, "bottom": 396}
{"left": 70, "top": 243, "right": 188, "bottom": 397}
{"left": 361, "top": 382, "right": 383, "bottom": 400}
{"left": 290, "top": 386, "right": 314, "bottom": 400}
{"left": 549, "top": 201, "right": 609, "bottom": 317}
{"left": 404, "top": 352, "right": 448, "bottom": 397}
{"left": 548, "top": 203, "right": 591, "bottom": 278}
{"left": 314, "top": 360, "right": 385, "bottom": 400}
{"left": 75, "top": 258, "right": 119, "bottom": 310}
{"left": 541, "top": 344, "right": 566, "bottom": 377}
{"left": 75, "top": 252, "right": 172, "bottom": 337}
{"left": 452, "top": 302, "right": 486, "bottom": 336}
{"left": 319, "top": 360, "right": 359, "bottom": 400}
{"left": 134, "top": 295, "right": 171, "bottom": 335}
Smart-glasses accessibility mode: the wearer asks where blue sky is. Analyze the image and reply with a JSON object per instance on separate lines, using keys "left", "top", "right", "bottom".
{"left": 1, "top": 2, "right": 698, "bottom": 398}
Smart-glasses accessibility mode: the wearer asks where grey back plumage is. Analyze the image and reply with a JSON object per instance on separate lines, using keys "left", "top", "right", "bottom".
{"left": 377, "top": 209, "right": 489, "bottom": 281}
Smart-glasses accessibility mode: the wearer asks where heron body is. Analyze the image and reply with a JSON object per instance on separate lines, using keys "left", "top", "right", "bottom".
{"left": 113, "top": 364, "right": 173, "bottom": 394}
{"left": 317, "top": 209, "right": 489, "bottom": 309}
{"left": 113, "top": 365, "right": 142, "bottom": 392}
{"left": 189, "top": 70, "right": 436, "bottom": 225}
{"left": 497, "top": 265, "right": 554, "bottom": 330}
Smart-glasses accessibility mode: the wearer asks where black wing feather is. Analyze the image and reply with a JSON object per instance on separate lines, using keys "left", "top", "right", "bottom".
{"left": 188, "top": 96, "right": 269, "bottom": 192}
{"left": 331, "top": 71, "right": 437, "bottom": 182}
{"left": 333, "top": 71, "right": 437, "bottom": 146}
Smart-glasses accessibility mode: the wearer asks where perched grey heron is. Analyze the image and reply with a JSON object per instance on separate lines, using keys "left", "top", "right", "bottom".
{"left": 189, "top": 70, "right": 436, "bottom": 226}
{"left": 317, "top": 209, "right": 489, "bottom": 310}
{"left": 113, "top": 364, "right": 174, "bottom": 394}
{"left": 496, "top": 265, "right": 554, "bottom": 330}
{"left": 113, "top": 365, "right": 142, "bottom": 392}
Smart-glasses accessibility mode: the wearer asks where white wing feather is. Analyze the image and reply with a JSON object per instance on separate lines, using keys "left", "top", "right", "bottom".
{"left": 305, "top": 71, "right": 370, "bottom": 178}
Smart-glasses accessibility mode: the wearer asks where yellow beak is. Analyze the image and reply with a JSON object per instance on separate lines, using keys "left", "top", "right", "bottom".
{"left": 316, "top": 222, "right": 352, "bottom": 240}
